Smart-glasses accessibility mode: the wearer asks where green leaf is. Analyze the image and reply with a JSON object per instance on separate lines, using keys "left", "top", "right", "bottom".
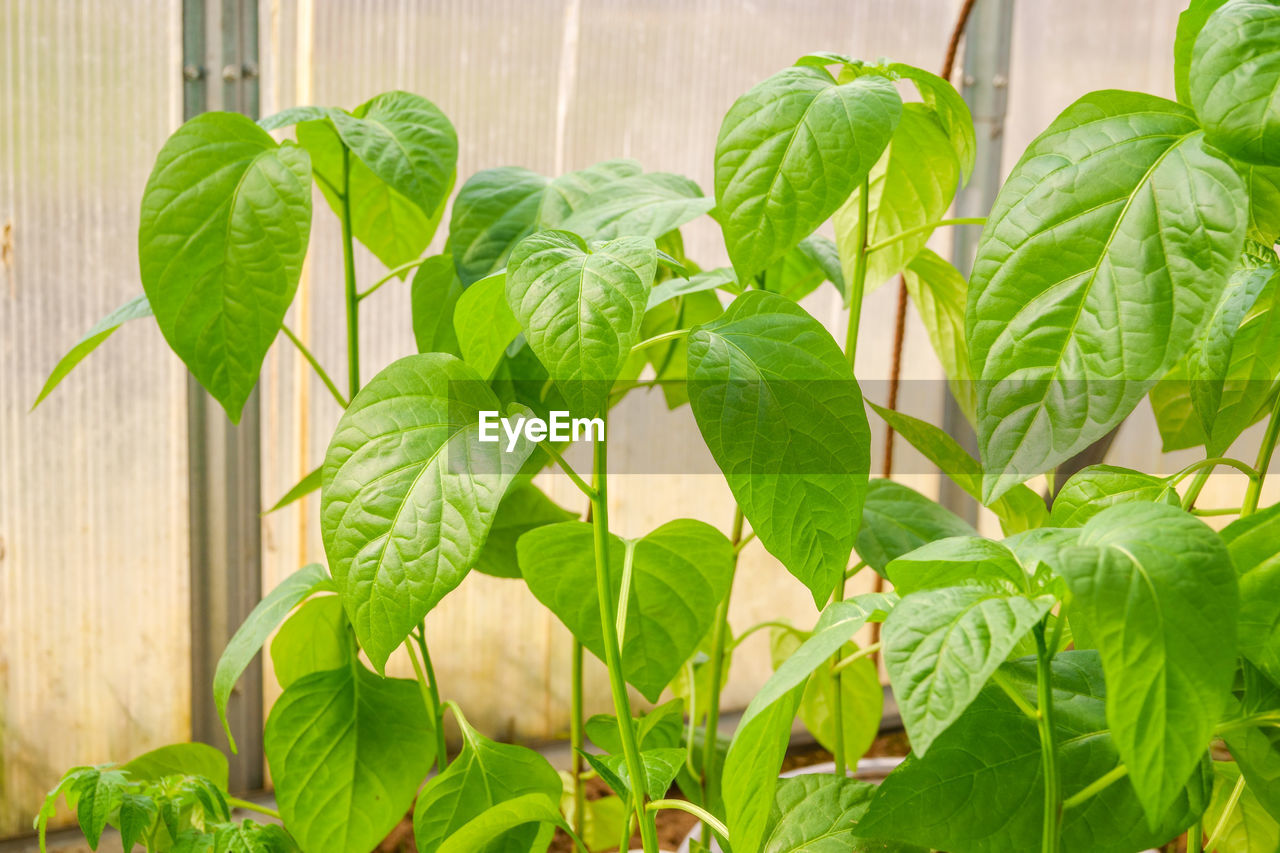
{"left": 583, "top": 747, "right": 686, "bottom": 801}
{"left": 434, "top": 794, "right": 569, "bottom": 853}
{"left": 559, "top": 781, "right": 626, "bottom": 853}
{"left": 33, "top": 294, "right": 153, "bottom": 408}
{"left": 265, "top": 466, "right": 321, "bottom": 515}
{"left": 886, "top": 62, "right": 976, "bottom": 182}
{"left": 646, "top": 266, "right": 737, "bottom": 312}
{"left": 1201, "top": 270, "right": 1280, "bottom": 455}
{"left": 1204, "top": 762, "right": 1280, "bottom": 853}
{"left": 1151, "top": 362, "right": 1209, "bottom": 451}
{"left": 1224, "top": 664, "right": 1280, "bottom": 822}
{"left": 507, "top": 231, "right": 655, "bottom": 415}
{"left": 1246, "top": 164, "right": 1280, "bottom": 245}
{"left": 640, "top": 289, "right": 724, "bottom": 410}
{"left": 585, "top": 701, "right": 683, "bottom": 754}
{"left": 1225, "top": 503, "right": 1280, "bottom": 683}
{"left": 770, "top": 629, "right": 882, "bottom": 761}
{"left": 715, "top": 65, "right": 901, "bottom": 280}
{"left": 559, "top": 171, "right": 714, "bottom": 240}
{"left": 36, "top": 768, "right": 95, "bottom": 851}
{"left": 413, "top": 707, "right": 561, "bottom": 853}
{"left": 117, "top": 793, "right": 158, "bottom": 852}
{"left": 536, "top": 159, "right": 643, "bottom": 228}
{"left": 204, "top": 822, "right": 300, "bottom": 853}
{"left": 213, "top": 563, "right": 329, "bottom": 751}
{"left": 264, "top": 662, "right": 435, "bottom": 853}
{"left": 763, "top": 775, "right": 925, "bottom": 853}
{"left": 73, "top": 769, "right": 129, "bottom": 850}
{"left": 1048, "top": 464, "right": 1178, "bottom": 527}
{"left": 967, "top": 91, "right": 1246, "bottom": 501}
{"left": 270, "top": 595, "right": 350, "bottom": 689}
{"left": 518, "top": 519, "right": 735, "bottom": 701}
{"left": 834, "top": 103, "right": 960, "bottom": 290}
{"left": 884, "top": 585, "right": 1053, "bottom": 755}
{"left": 900, "top": 249, "right": 976, "bottom": 423}
{"left": 1191, "top": 0, "right": 1280, "bottom": 166}
{"left": 860, "top": 651, "right": 1212, "bottom": 853}
{"left": 760, "top": 237, "right": 845, "bottom": 303}
{"left": 446, "top": 167, "right": 550, "bottom": 285}
{"left": 1174, "top": 0, "right": 1229, "bottom": 105}
{"left": 867, "top": 402, "right": 1048, "bottom": 535}
{"left": 455, "top": 271, "right": 521, "bottom": 379}
{"left": 411, "top": 254, "right": 464, "bottom": 357}
{"left": 1057, "top": 502, "right": 1238, "bottom": 823}
{"left": 474, "top": 479, "right": 576, "bottom": 579}
{"left": 885, "top": 536, "right": 1030, "bottom": 597}
{"left": 122, "top": 743, "right": 230, "bottom": 790}
{"left": 723, "top": 596, "right": 894, "bottom": 853}
{"left": 139, "top": 112, "right": 313, "bottom": 423}
{"left": 855, "top": 480, "right": 977, "bottom": 575}
{"left": 321, "top": 354, "right": 534, "bottom": 669}
{"left": 687, "top": 291, "right": 871, "bottom": 605}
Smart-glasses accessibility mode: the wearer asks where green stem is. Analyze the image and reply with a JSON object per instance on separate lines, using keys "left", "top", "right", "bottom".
{"left": 1188, "top": 820, "right": 1202, "bottom": 851}
{"left": 411, "top": 626, "right": 448, "bottom": 773}
{"left": 1181, "top": 467, "right": 1215, "bottom": 511}
{"left": 1243, "top": 392, "right": 1280, "bottom": 515}
{"left": 1205, "top": 773, "right": 1246, "bottom": 851}
{"left": 648, "top": 799, "right": 730, "bottom": 842}
{"left": 340, "top": 147, "right": 361, "bottom": 401}
{"left": 701, "top": 506, "right": 743, "bottom": 844}
{"left": 1035, "top": 622, "right": 1061, "bottom": 853}
{"left": 590, "top": 427, "right": 659, "bottom": 853}
{"left": 844, "top": 178, "right": 871, "bottom": 369}
{"left": 1061, "top": 763, "right": 1128, "bottom": 810}
{"left": 830, "top": 642, "right": 881, "bottom": 674}
{"left": 830, "top": 571, "right": 848, "bottom": 777}
{"left": 991, "top": 669, "right": 1040, "bottom": 722}
{"left": 631, "top": 327, "right": 690, "bottom": 356}
{"left": 540, "top": 441, "right": 597, "bottom": 500}
{"left": 357, "top": 257, "right": 431, "bottom": 301}
{"left": 570, "top": 639, "right": 585, "bottom": 841}
{"left": 281, "top": 323, "right": 349, "bottom": 408}
{"left": 226, "top": 796, "right": 281, "bottom": 820}
{"left": 728, "top": 620, "right": 807, "bottom": 652}
{"left": 1170, "top": 456, "right": 1258, "bottom": 489}
{"left": 865, "top": 216, "right": 987, "bottom": 254}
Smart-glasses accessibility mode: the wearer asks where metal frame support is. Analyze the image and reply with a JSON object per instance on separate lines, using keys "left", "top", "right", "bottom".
{"left": 183, "top": 0, "right": 265, "bottom": 794}
{"left": 940, "top": 0, "right": 1016, "bottom": 522}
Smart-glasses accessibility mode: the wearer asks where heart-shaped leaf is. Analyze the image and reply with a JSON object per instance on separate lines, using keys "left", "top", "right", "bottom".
{"left": 447, "top": 166, "right": 551, "bottom": 285}
{"left": 517, "top": 519, "right": 734, "bottom": 701}
{"left": 139, "top": 112, "right": 313, "bottom": 423}
{"left": 321, "top": 354, "right": 534, "bottom": 669}
{"left": 270, "top": 595, "right": 350, "bottom": 690}
{"left": 687, "top": 291, "right": 871, "bottom": 605}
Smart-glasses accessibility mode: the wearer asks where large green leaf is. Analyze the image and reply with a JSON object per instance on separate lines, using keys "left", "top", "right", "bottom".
{"left": 855, "top": 480, "right": 976, "bottom": 575}
{"left": 506, "top": 231, "right": 655, "bottom": 415}
{"left": 1203, "top": 762, "right": 1280, "bottom": 853}
{"left": 121, "top": 744, "right": 229, "bottom": 790}
{"left": 212, "top": 563, "right": 330, "bottom": 751}
{"left": 33, "top": 294, "right": 153, "bottom": 408}
{"left": 559, "top": 171, "right": 714, "bottom": 240}
{"left": 1057, "top": 502, "right": 1237, "bottom": 823}
{"left": 1174, "top": 0, "right": 1229, "bottom": 105}
{"left": 859, "top": 652, "right": 1211, "bottom": 853}
{"left": 447, "top": 167, "right": 551, "bottom": 285}
{"left": 321, "top": 354, "right": 534, "bottom": 669}
{"left": 139, "top": 112, "right": 312, "bottom": 423}
{"left": 834, "top": 103, "right": 960, "bottom": 290}
{"left": 264, "top": 662, "right": 435, "bottom": 853}
{"left": 536, "top": 159, "right": 642, "bottom": 227}
{"left": 764, "top": 775, "right": 925, "bottom": 853}
{"left": 687, "top": 291, "right": 871, "bottom": 605}
{"left": 883, "top": 584, "right": 1053, "bottom": 755}
{"left": 455, "top": 271, "right": 521, "bottom": 379}
{"left": 885, "top": 536, "right": 1030, "bottom": 597}
{"left": 270, "top": 595, "right": 350, "bottom": 689}
{"left": 1151, "top": 362, "right": 1211, "bottom": 451}
{"left": 1048, "top": 464, "right": 1178, "bottom": 527}
{"left": 770, "top": 629, "right": 882, "bottom": 761}
{"left": 867, "top": 403, "right": 1048, "bottom": 535}
{"left": 473, "top": 479, "right": 576, "bottom": 579}
{"left": 966, "top": 91, "right": 1246, "bottom": 501}
{"left": 411, "top": 254, "right": 464, "bottom": 357}
{"left": 413, "top": 708, "right": 561, "bottom": 853}
{"left": 1225, "top": 503, "right": 1280, "bottom": 683}
{"left": 1191, "top": 0, "right": 1280, "bottom": 166}
{"left": 885, "top": 62, "right": 976, "bottom": 182}
{"left": 434, "top": 794, "right": 568, "bottom": 853}
{"left": 900, "top": 249, "right": 976, "bottom": 423}
{"left": 517, "top": 519, "right": 734, "bottom": 701}
{"left": 714, "top": 64, "right": 900, "bottom": 280}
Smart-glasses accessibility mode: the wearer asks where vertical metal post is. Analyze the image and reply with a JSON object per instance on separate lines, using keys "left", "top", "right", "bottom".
{"left": 940, "top": 0, "right": 1015, "bottom": 522}
{"left": 183, "top": 0, "right": 265, "bottom": 793}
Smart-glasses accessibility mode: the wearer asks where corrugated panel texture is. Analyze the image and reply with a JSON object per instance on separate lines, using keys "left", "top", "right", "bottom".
{"left": 0, "top": 0, "right": 188, "bottom": 837}
{"left": 256, "top": 0, "right": 965, "bottom": 745}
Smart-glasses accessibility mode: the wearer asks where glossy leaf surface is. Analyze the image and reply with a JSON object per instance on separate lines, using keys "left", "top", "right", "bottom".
{"left": 1191, "top": 0, "right": 1280, "bottom": 166}
{"left": 855, "top": 480, "right": 976, "bottom": 575}
{"left": 1048, "top": 464, "right": 1178, "bottom": 528}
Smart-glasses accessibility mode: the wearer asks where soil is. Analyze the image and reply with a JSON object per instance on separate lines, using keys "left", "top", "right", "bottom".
{"left": 371, "top": 729, "right": 912, "bottom": 853}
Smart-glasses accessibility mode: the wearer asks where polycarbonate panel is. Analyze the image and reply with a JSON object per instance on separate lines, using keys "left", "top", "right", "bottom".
{"left": 0, "top": 0, "right": 188, "bottom": 838}
{"left": 257, "top": 0, "right": 965, "bottom": 743}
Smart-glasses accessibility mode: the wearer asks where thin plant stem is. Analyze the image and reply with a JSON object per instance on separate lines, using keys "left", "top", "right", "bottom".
{"left": 830, "top": 571, "right": 848, "bottom": 778}
{"left": 648, "top": 800, "right": 730, "bottom": 841}
{"left": 541, "top": 441, "right": 597, "bottom": 500}
{"left": 1182, "top": 467, "right": 1215, "bottom": 511}
{"left": 1035, "top": 622, "right": 1061, "bottom": 853}
{"left": 1170, "top": 456, "right": 1258, "bottom": 488}
{"left": 990, "top": 669, "right": 1040, "bottom": 722}
{"left": 590, "top": 425, "right": 660, "bottom": 853}
{"left": 281, "top": 323, "right": 348, "bottom": 408}
{"left": 357, "top": 257, "right": 431, "bottom": 301}
{"left": 727, "top": 620, "right": 807, "bottom": 651}
{"left": 1188, "top": 820, "right": 1202, "bottom": 850}
{"left": 830, "top": 642, "right": 881, "bottom": 674}
{"left": 340, "top": 147, "right": 361, "bottom": 401}
{"left": 631, "top": 327, "right": 690, "bottom": 356}
{"left": 570, "top": 639, "right": 585, "bottom": 840}
{"left": 226, "top": 796, "right": 281, "bottom": 820}
{"left": 1061, "top": 763, "right": 1128, "bottom": 810}
{"left": 734, "top": 530, "right": 757, "bottom": 554}
{"left": 865, "top": 217, "right": 987, "bottom": 255}
{"left": 683, "top": 659, "right": 701, "bottom": 784}
{"left": 1243, "top": 392, "right": 1280, "bottom": 515}
{"left": 701, "top": 505, "right": 743, "bottom": 843}
{"left": 1204, "top": 773, "right": 1247, "bottom": 851}
{"left": 410, "top": 625, "right": 448, "bottom": 772}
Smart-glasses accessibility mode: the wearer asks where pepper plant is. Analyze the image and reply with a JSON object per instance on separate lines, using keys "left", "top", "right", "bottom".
{"left": 32, "top": 0, "right": 1280, "bottom": 851}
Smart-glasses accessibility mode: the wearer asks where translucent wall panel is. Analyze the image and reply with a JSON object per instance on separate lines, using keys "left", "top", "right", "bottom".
{"left": 0, "top": 0, "right": 189, "bottom": 837}
{"left": 257, "top": 0, "right": 965, "bottom": 743}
